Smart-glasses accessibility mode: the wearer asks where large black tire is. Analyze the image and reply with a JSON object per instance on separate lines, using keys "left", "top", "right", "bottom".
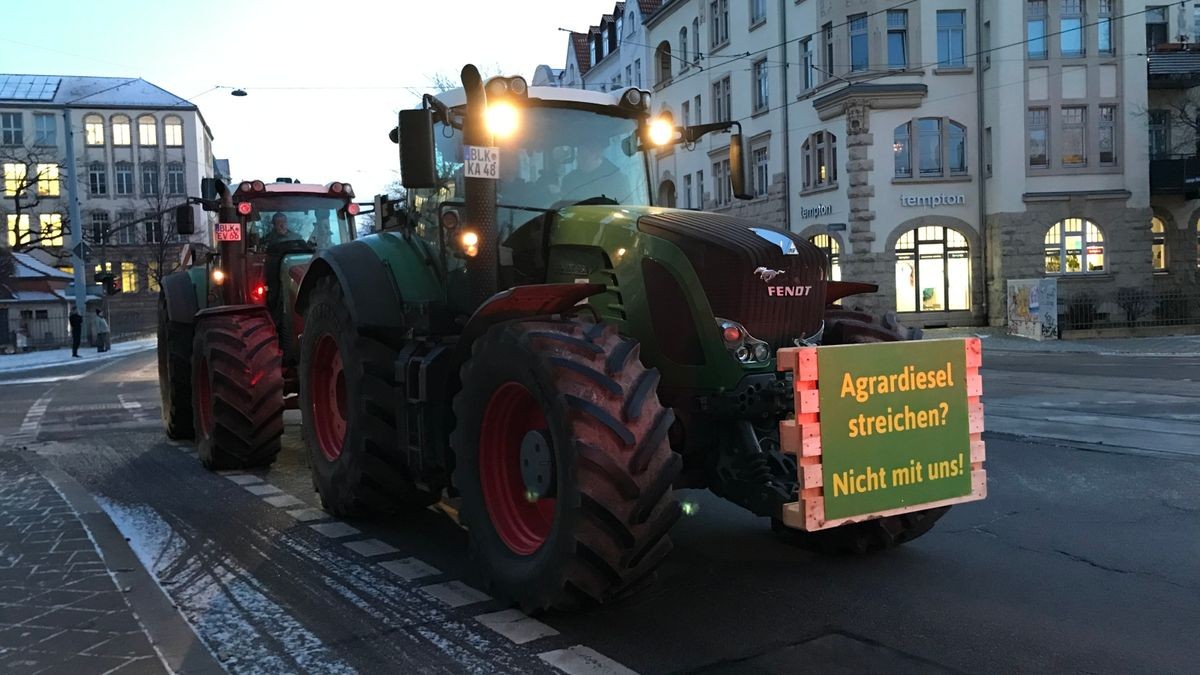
{"left": 157, "top": 294, "right": 193, "bottom": 439}
{"left": 298, "top": 276, "right": 433, "bottom": 517}
{"left": 191, "top": 312, "right": 285, "bottom": 470}
{"left": 776, "top": 308, "right": 944, "bottom": 553}
{"left": 452, "top": 318, "right": 682, "bottom": 613}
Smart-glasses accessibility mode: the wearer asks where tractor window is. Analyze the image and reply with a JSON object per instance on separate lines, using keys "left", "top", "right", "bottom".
{"left": 242, "top": 196, "right": 354, "bottom": 253}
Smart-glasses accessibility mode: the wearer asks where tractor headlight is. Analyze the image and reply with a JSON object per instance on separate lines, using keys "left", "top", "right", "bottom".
{"left": 485, "top": 101, "right": 519, "bottom": 139}
{"left": 716, "top": 318, "right": 771, "bottom": 364}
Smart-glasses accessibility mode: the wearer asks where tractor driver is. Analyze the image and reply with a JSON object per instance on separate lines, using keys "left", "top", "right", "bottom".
{"left": 559, "top": 136, "right": 628, "bottom": 204}
{"left": 261, "top": 212, "right": 301, "bottom": 249}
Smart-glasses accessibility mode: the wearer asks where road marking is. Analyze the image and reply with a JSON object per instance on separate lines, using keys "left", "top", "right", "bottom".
{"left": 343, "top": 539, "right": 399, "bottom": 558}
{"left": 474, "top": 608, "right": 559, "bottom": 644}
{"left": 309, "top": 522, "right": 360, "bottom": 538}
{"left": 538, "top": 646, "right": 639, "bottom": 675}
{"left": 263, "top": 494, "right": 306, "bottom": 509}
{"left": 379, "top": 557, "right": 441, "bottom": 581}
{"left": 420, "top": 581, "right": 491, "bottom": 608}
{"left": 244, "top": 484, "right": 282, "bottom": 496}
{"left": 287, "top": 508, "right": 329, "bottom": 523}
{"left": 9, "top": 391, "right": 55, "bottom": 444}
{"left": 224, "top": 474, "right": 262, "bottom": 485}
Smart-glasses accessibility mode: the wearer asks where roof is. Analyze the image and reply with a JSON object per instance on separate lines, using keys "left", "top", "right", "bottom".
{"left": 1148, "top": 50, "right": 1200, "bottom": 88}
{"left": 635, "top": 1, "right": 662, "bottom": 16}
{"left": 433, "top": 85, "right": 640, "bottom": 111}
{"left": 0, "top": 74, "right": 196, "bottom": 109}
{"left": 0, "top": 289, "right": 68, "bottom": 304}
{"left": 11, "top": 252, "right": 72, "bottom": 281}
{"left": 571, "top": 32, "right": 593, "bottom": 75}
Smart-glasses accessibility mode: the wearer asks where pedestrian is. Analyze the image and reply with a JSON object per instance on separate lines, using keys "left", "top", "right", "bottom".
{"left": 94, "top": 309, "right": 110, "bottom": 353}
{"left": 69, "top": 309, "right": 83, "bottom": 358}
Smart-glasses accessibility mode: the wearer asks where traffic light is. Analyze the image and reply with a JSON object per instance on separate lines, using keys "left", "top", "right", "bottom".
{"left": 96, "top": 272, "right": 121, "bottom": 295}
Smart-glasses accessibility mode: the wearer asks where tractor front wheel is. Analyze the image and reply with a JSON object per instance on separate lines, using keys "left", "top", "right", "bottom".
{"left": 452, "top": 318, "right": 682, "bottom": 613}
{"left": 157, "top": 294, "right": 193, "bottom": 439}
{"left": 191, "top": 311, "right": 284, "bottom": 470}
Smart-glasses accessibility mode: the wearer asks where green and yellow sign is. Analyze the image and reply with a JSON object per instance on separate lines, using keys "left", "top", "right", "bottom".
{"left": 817, "top": 339, "right": 971, "bottom": 520}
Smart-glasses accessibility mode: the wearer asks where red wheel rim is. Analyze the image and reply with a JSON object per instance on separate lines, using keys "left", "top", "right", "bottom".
{"left": 310, "top": 335, "right": 347, "bottom": 462}
{"left": 479, "top": 382, "right": 556, "bottom": 556}
{"left": 196, "top": 356, "right": 214, "bottom": 436}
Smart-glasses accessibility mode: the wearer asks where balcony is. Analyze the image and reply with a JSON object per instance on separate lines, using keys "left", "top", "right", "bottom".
{"left": 1147, "top": 45, "right": 1200, "bottom": 89}
{"left": 1149, "top": 154, "right": 1200, "bottom": 197}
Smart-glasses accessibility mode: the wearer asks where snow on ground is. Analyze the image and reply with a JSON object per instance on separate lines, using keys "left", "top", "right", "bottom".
{"left": 0, "top": 337, "right": 155, "bottom": 373}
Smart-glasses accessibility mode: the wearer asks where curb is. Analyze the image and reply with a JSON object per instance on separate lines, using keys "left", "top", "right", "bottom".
{"left": 0, "top": 341, "right": 157, "bottom": 375}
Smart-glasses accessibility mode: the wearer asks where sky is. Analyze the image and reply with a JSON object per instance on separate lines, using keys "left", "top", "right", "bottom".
{"left": 0, "top": 0, "right": 618, "bottom": 198}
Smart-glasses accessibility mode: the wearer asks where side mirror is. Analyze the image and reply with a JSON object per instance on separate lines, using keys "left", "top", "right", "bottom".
{"left": 730, "top": 133, "right": 752, "bottom": 200}
{"left": 398, "top": 109, "right": 438, "bottom": 189}
{"left": 174, "top": 204, "right": 195, "bottom": 235}
{"left": 200, "top": 178, "right": 218, "bottom": 211}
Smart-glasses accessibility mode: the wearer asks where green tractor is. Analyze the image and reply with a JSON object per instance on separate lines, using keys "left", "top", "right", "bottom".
{"left": 293, "top": 65, "right": 941, "bottom": 612}
{"left": 157, "top": 178, "right": 359, "bottom": 469}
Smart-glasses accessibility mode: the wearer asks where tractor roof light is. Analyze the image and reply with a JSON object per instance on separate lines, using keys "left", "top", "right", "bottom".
{"left": 485, "top": 101, "right": 519, "bottom": 139}
{"left": 485, "top": 77, "right": 510, "bottom": 97}
{"left": 622, "top": 87, "right": 643, "bottom": 108}
{"left": 329, "top": 182, "right": 344, "bottom": 194}
{"left": 238, "top": 181, "right": 252, "bottom": 193}
{"left": 251, "top": 180, "right": 265, "bottom": 192}
{"left": 509, "top": 76, "right": 528, "bottom": 95}
{"left": 342, "top": 183, "right": 354, "bottom": 198}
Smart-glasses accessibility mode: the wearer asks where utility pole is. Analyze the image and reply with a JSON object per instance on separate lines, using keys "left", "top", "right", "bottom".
{"left": 63, "top": 107, "right": 87, "bottom": 317}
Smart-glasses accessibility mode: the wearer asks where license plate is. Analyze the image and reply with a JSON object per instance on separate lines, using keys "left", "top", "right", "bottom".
{"left": 215, "top": 223, "right": 242, "bottom": 241}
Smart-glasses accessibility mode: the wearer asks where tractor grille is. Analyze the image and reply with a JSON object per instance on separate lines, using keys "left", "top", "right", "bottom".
{"left": 638, "top": 211, "right": 827, "bottom": 349}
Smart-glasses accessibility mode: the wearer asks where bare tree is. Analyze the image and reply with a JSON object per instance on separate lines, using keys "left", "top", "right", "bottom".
{"left": 1149, "top": 93, "right": 1200, "bottom": 157}
{"left": 0, "top": 144, "right": 75, "bottom": 252}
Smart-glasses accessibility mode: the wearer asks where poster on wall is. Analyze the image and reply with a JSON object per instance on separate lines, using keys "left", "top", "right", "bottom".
{"left": 1007, "top": 278, "right": 1058, "bottom": 341}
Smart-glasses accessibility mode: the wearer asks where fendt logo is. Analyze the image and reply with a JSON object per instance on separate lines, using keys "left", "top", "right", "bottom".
{"left": 754, "top": 267, "right": 813, "bottom": 297}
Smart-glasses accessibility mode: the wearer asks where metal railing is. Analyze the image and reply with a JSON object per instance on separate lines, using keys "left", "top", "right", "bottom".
{"left": 1059, "top": 287, "right": 1200, "bottom": 331}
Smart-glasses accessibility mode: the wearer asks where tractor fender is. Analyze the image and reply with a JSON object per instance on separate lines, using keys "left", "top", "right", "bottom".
{"left": 195, "top": 303, "right": 274, "bottom": 324}
{"left": 161, "top": 270, "right": 200, "bottom": 324}
{"left": 294, "top": 241, "right": 404, "bottom": 331}
{"left": 457, "top": 282, "right": 607, "bottom": 357}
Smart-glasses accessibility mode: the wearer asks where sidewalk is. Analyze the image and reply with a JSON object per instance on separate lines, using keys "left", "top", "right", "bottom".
{"left": 0, "top": 338, "right": 156, "bottom": 374}
{"left": 924, "top": 326, "right": 1200, "bottom": 356}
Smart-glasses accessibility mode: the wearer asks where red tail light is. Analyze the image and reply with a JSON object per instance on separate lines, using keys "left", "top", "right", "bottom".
{"left": 346, "top": 202, "right": 360, "bottom": 215}
{"left": 237, "top": 202, "right": 252, "bottom": 215}
{"left": 251, "top": 284, "right": 267, "bottom": 303}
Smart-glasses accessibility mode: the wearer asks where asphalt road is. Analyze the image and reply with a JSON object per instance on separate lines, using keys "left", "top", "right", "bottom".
{"left": 0, "top": 346, "right": 1197, "bottom": 674}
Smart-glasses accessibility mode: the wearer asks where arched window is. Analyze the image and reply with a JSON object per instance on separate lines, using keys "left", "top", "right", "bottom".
{"left": 893, "top": 117, "right": 968, "bottom": 178}
{"left": 692, "top": 18, "right": 700, "bottom": 62}
{"left": 164, "top": 116, "right": 183, "bottom": 147}
{"left": 658, "top": 179, "right": 677, "bottom": 207}
{"left": 84, "top": 114, "right": 104, "bottom": 146}
{"left": 895, "top": 226, "right": 971, "bottom": 312}
{"left": 111, "top": 115, "right": 131, "bottom": 146}
{"left": 656, "top": 41, "right": 673, "bottom": 85}
{"left": 1044, "top": 218, "right": 1105, "bottom": 274}
{"left": 138, "top": 115, "right": 157, "bottom": 146}
{"left": 801, "top": 131, "right": 837, "bottom": 191}
{"left": 1152, "top": 216, "right": 1167, "bottom": 271}
{"left": 810, "top": 234, "right": 841, "bottom": 281}
{"left": 679, "top": 27, "right": 689, "bottom": 64}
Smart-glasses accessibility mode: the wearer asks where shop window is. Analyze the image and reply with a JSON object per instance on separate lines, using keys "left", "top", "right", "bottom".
{"left": 810, "top": 234, "right": 841, "bottom": 281}
{"left": 1152, "top": 217, "right": 1167, "bottom": 271}
{"left": 895, "top": 226, "right": 971, "bottom": 312}
{"left": 1045, "top": 217, "right": 1104, "bottom": 274}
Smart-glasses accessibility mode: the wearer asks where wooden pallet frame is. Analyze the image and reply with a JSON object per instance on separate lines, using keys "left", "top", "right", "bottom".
{"left": 775, "top": 337, "right": 987, "bottom": 532}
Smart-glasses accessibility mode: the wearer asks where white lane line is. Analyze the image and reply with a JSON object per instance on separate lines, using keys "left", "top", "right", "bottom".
{"left": 117, "top": 393, "right": 149, "bottom": 422}
{"left": 420, "top": 581, "right": 491, "bottom": 608}
{"left": 9, "top": 391, "right": 55, "bottom": 444}
{"left": 474, "top": 609, "right": 559, "bottom": 645}
{"left": 309, "top": 522, "right": 361, "bottom": 538}
{"left": 244, "top": 484, "right": 282, "bottom": 496}
{"left": 342, "top": 539, "right": 399, "bottom": 558}
{"left": 287, "top": 508, "right": 330, "bottom": 523}
{"left": 263, "top": 494, "right": 306, "bottom": 509}
{"left": 538, "top": 646, "right": 639, "bottom": 675}
{"left": 379, "top": 557, "right": 441, "bottom": 581}
{"left": 224, "top": 474, "right": 263, "bottom": 485}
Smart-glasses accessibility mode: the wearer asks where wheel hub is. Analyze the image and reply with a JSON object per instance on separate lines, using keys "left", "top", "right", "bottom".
{"left": 519, "top": 429, "right": 555, "bottom": 499}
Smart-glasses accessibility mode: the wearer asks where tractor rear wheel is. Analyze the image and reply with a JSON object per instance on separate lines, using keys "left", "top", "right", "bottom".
{"left": 158, "top": 294, "right": 193, "bottom": 439}
{"left": 452, "top": 318, "right": 682, "bottom": 613}
{"left": 299, "top": 276, "right": 434, "bottom": 517}
{"left": 191, "top": 312, "right": 285, "bottom": 470}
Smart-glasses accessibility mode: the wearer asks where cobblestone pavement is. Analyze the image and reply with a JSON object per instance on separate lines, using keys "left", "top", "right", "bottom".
{"left": 0, "top": 450, "right": 166, "bottom": 674}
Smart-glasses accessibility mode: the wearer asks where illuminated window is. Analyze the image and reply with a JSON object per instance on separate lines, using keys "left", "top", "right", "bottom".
{"left": 3, "top": 162, "right": 26, "bottom": 196}
{"left": 801, "top": 131, "right": 837, "bottom": 191}
{"left": 6, "top": 214, "right": 30, "bottom": 248}
{"left": 148, "top": 261, "right": 161, "bottom": 292}
{"left": 36, "top": 164, "right": 59, "bottom": 196}
{"left": 1152, "top": 216, "right": 1167, "bottom": 271}
{"left": 112, "top": 115, "right": 131, "bottom": 146}
{"left": 164, "top": 117, "right": 183, "bottom": 146}
{"left": 84, "top": 114, "right": 105, "bottom": 146}
{"left": 1045, "top": 217, "right": 1104, "bottom": 274}
{"left": 138, "top": 116, "right": 157, "bottom": 146}
{"left": 121, "top": 261, "right": 138, "bottom": 293}
{"left": 810, "top": 234, "right": 841, "bottom": 281}
{"left": 38, "top": 213, "right": 63, "bottom": 248}
{"left": 895, "top": 226, "right": 971, "bottom": 312}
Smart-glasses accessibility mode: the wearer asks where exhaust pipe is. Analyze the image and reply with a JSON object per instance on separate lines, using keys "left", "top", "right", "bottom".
{"left": 460, "top": 64, "right": 498, "bottom": 306}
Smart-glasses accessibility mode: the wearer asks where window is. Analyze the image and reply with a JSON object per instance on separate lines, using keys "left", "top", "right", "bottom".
{"left": 694, "top": 95, "right": 702, "bottom": 124}
{"left": 888, "top": 10, "right": 909, "bottom": 70}
{"left": 164, "top": 116, "right": 183, "bottom": 146}
{"left": 894, "top": 124, "right": 912, "bottom": 178}
{"left": 1, "top": 112, "right": 22, "bottom": 145}
{"left": 801, "top": 131, "right": 838, "bottom": 190}
{"left": 801, "top": 37, "right": 814, "bottom": 89}
{"left": 1028, "top": 108, "right": 1049, "bottom": 167}
{"left": 696, "top": 169, "right": 704, "bottom": 205}
{"left": 166, "top": 163, "right": 185, "bottom": 195}
{"left": 144, "top": 214, "right": 163, "bottom": 244}
{"left": 710, "top": 0, "right": 729, "bottom": 47}
{"left": 1045, "top": 218, "right": 1104, "bottom": 274}
{"left": 34, "top": 114, "right": 55, "bottom": 146}
{"left": 918, "top": 119, "right": 943, "bottom": 177}
{"left": 38, "top": 213, "right": 63, "bottom": 248}
{"left": 138, "top": 116, "right": 157, "bottom": 146}
{"left": 90, "top": 212, "right": 110, "bottom": 244}
{"left": 625, "top": 65, "right": 632, "bottom": 85}
{"left": 657, "top": 42, "right": 673, "bottom": 85}
{"left": 949, "top": 122, "right": 967, "bottom": 175}
{"left": 985, "top": 127, "right": 993, "bottom": 176}
{"left": 121, "top": 261, "right": 138, "bottom": 293}
{"left": 1099, "top": 105, "right": 1117, "bottom": 165}
{"left": 679, "top": 27, "right": 689, "bottom": 65}
{"left": 810, "top": 234, "right": 841, "bottom": 281}
{"left": 937, "top": 10, "right": 966, "bottom": 67}
{"left": 627, "top": 9, "right": 635, "bottom": 34}
{"left": 712, "top": 76, "right": 731, "bottom": 122}
{"left": 712, "top": 158, "right": 732, "bottom": 207}
{"left": 84, "top": 115, "right": 105, "bottom": 146}
{"left": 692, "top": 18, "right": 701, "bottom": 62}
{"left": 3, "top": 162, "right": 26, "bottom": 196}
{"left": 115, "top": 162, "right": 134, "bottom": 195}
{"left": 750, "top": 0, "right": 766, "bottom": 25}
{"left": 1061, "top": 106, "right": 1087, "bottom": 166}
{"left": 1152, "top": 216, "right": 1167, "bottom": 271}
{"left": 142, "top": 162, "right": 159, "bottom": 195}
{"left": 112, "top": 115, "right": 131, "bottom": 146}
{"left": 1098, "top": 0, "right": 1114, "bottom": 54}
{"left": 1149, "top": 109, "right": 1172, "bottom": 159}
{"left": 753, "top": 59, "right": 769, "bottom": 112}
{"left": 1060, "top": 0, "right": 1085, "bottom": 57}
{"left": 616, "top": 16, "right": 624, "bottom": 44}
{"left": 822, "top": 23, "right": 834, "bottom": 80}
{"left": 36, "top": 163, "right": 59, "bottom": 196}
{"left": 893, "top": 118, "right": 967, "bottom": 178}
{"left": 895, "top": 226, "right": 971, "bottom": 312}
{"left": 148, "top": 261, "right": 161, "bottom": 292}
{"left": 115, "top": 211, "right": 137, "bottom": 245}
{"left": 89, "top": 162, "right": 107, "bottom": 195}
{"left": 6, "top": 214, "right": 30, "bottom": 248}
{"left": 983, "top": 20, "right": 991, "bottom": 69}
{"left": 634, "top": 59, "right": 642, "bottom": 87}
{"left": 849, "top": 14, "right": 869, "bottom": 72}
{"left": 1027, "top": 1, "right": 1047, "bottom": 59}
{"left": 35, "top": 309, "right": 48, "bottom": 320}
{"left": 683, "top": 173, "right": 693, "bottom": 209}
{"left": 752, "top": 145, "right": 770, "bottom": 197}
{"left": 1146, "top": 6, "right": 1169, "bottom": 49}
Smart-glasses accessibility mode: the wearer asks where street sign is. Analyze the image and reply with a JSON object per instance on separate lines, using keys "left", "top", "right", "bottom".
{"left": 215, "top": 223, "right": 242, "bottom": 242}
{"left": 464, "top": 146, "right": 499, "bottom": 179}
{"left": 71, "top": 241, "right": 91, "bottom": 260}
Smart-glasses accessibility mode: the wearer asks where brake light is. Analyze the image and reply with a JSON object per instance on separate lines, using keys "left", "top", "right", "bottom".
{"left": 722, "top": 325, "right": 742, "bottom": 343}
{"left": 237, "top": 202, "right": 252, "bottom": 215}
{"left": 251, "top": 283, "right": 266, "bottom": 303}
